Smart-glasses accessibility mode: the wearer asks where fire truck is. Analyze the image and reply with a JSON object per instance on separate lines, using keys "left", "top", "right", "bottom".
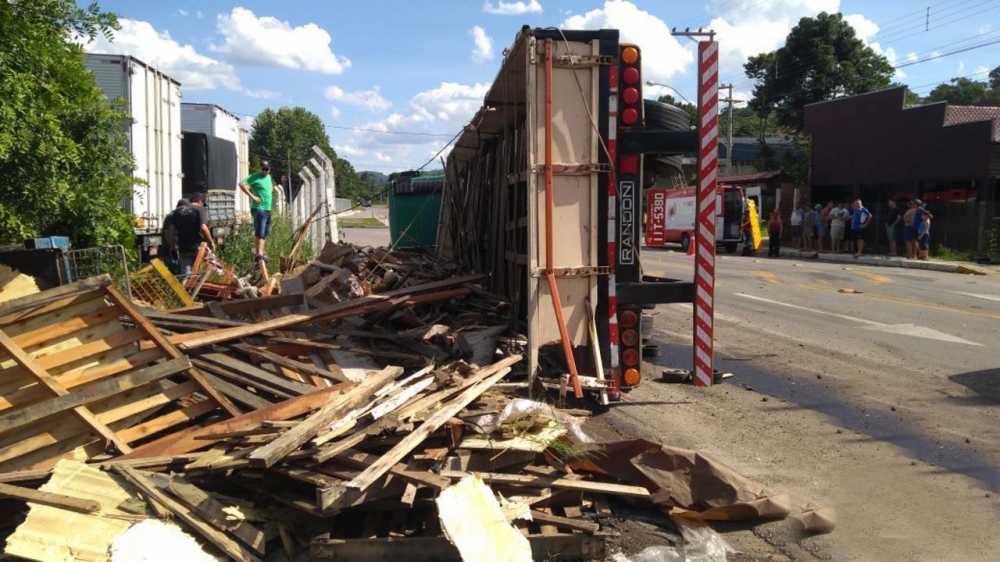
{"left": 441, "top": 27, "right": 699, "bottom": 402}
{"left": 645, "top": 185, "right": 746, "bottom": 254}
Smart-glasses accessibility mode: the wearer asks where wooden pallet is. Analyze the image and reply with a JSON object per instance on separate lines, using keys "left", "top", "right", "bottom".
{"left": 0, "top": 276, "right": 239, "bottom": 472}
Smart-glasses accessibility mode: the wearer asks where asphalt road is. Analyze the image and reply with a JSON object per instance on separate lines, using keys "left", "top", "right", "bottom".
{"left": 601, "top": 247, "right": 1000, "bottom": 561}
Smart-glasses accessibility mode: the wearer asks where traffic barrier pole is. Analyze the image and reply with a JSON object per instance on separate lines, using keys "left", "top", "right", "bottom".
{"left": 693, "top": 41, "right": 719, "bottom": 388}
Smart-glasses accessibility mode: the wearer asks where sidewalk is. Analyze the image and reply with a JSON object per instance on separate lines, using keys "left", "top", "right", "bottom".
{"left": 777, "top": 247, "right": 998, "bottom": 276}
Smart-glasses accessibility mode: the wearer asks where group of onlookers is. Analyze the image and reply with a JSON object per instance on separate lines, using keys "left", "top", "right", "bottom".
{"left": 765, "top": 198, "right": 933, "bottom": 259}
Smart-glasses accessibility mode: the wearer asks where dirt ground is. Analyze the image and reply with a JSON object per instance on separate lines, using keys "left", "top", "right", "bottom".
{"left": 580, "top": 308, "right": 1000, "bottom": 562}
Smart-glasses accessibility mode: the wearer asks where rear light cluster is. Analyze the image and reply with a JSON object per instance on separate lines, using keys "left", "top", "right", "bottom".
{"left": 619, "top": 45, "right": 641, "bottom": 127}
{"left": 619, "top": 307, "right": 641, "bottom": 386}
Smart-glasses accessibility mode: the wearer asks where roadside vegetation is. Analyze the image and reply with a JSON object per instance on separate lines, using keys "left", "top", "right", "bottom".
{"left": 216, "top": 212, "right": 312, "bottom": 274}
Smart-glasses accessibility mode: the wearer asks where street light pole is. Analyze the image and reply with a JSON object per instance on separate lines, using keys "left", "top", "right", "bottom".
{"left": 645, "top": 81, "right": 694, "bottom": 105}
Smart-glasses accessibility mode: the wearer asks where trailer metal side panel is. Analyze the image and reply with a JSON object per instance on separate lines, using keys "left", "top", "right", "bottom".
{"left": 84, "top": 54, "right": 182, "bottom": 236}
{"left": 237, "top": 127, "right": 250, "bottom": 215}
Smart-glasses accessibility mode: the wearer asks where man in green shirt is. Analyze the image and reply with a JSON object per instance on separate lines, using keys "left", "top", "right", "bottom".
{"left": 239, "top": 160, "right": 274, "bottom": 262}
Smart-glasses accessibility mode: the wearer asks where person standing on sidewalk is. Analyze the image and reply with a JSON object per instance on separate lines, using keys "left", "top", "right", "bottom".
{"left": 917, "top": 208, "right": 934, "bottom": 260}
{"left": 852, "top": 198, "right": 873, "bottom": 256}
{"left": 767, "top": 209, "right": 783, "bottom": 257}
{"left": 814, "top": 203, "right": 829, "bottom": 253}
{"left": 902, "top": 200, "right": 918, "bottom": 259}
{"left": 829, "top": 202, "right": 847, "bottom": 253}
{"left": 790, "top": 204, "right": 804, "bottom": 249}
{"left": 801, "top": 202, "right": 816, "bottom": 251}
{"left": 239, "top": 160, "right": 274, "bottom": 264}
{"left": 885, "top": 199, "right": 902, "bottom": 256}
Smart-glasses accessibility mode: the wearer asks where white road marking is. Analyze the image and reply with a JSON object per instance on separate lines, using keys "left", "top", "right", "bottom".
{"left": 736, "top": 293, "right": 882, "bottom": 326}
{"left": 735, "top": 293, "right": 981, "bottom": 346}
{"left": 860, "top": 324, "right": 981, "bottom": 346}
{"left": 957, "top": 292, "right": 1000, "bottom": 302}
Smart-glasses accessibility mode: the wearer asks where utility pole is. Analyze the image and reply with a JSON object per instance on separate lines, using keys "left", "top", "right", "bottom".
{"left": 719, "top": 84, "right": 745, "bottom": 176}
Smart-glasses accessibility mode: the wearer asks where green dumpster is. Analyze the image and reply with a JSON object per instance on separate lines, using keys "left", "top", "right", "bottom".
{"left": 388, "top": 173, "right": 444, "bottom": 249}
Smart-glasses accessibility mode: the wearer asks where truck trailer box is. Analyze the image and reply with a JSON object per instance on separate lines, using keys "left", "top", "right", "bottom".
{"left": 84, "top": 54, "right": 183, "bottom": 239}
{"left": 443, "top": 27, "right": 697, "bottom": 399}
{"left": 182, "top": 103, "right": 251, "bottom": 215}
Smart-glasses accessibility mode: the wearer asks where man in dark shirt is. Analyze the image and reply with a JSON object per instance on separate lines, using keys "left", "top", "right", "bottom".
{"left": 165, "top": 193, "right": 214, "bottom": 277}
{"left": 884, "top": 199, "right": 901, "bottom": 256}
{"left": 160, "top": 198, "right": 188, "bottom": 274}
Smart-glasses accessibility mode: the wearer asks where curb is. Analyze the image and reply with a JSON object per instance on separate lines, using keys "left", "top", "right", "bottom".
{"left": 776, "top": 248, "right": 991, "bottom": 275}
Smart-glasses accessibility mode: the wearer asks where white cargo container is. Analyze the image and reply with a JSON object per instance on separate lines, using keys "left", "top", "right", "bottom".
{"left": 181, "top": 103, "right": 251, "bottom": 215}
{"left": 84, "top": 54, "right": 182, "bottom": 240}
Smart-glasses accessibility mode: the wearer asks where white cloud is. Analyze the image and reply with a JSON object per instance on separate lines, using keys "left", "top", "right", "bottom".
{"left": 211, "top": 7, "right": 351, "bottom": 74}
{"left": 177, "top": 9, "right": 189, "bottom": 17}
{"left": 341, "top": 81, "right": 490, "bottom": 170}
{"left": 244, "top": 89, "right": 281, "bottom": 99}
{"left": 906, "top": 51, "right": 918, "bottom": 63}
{"left": 958, "top": 61, "right": 965, "bottom": 73}
{"left": 81, "top": 19, "right": 241, "bottom": 91}
{"left": 334, "top": 144, "right": 365, "bottom": 157}
{"left": 483, "top": 0, "right": 542, "bottom": 15}
{"left": 562, "top": 1, "right": 692, "bottom": 82}
{"left": 469, "top": 26, "right": 495, "bottom": 62}
{"left": 196, "top": 10, "right": 204, "bottom": 19}
{"left": 325, "top": 86, "right": 392, "bottom": 113}
{"left": 980, "top": 23, "right": 993, "bottom": 34}
{"left": 330, "top": 106, "right": 342, "bottom": 119}
{"left": 975, "top": 65, "right": 990, "bottom": 75}
{"left": 708, "top": 0, "right": 844, "bottom": 77}
{"left": 843, "top": 13, "right": 878, "bottom": 42}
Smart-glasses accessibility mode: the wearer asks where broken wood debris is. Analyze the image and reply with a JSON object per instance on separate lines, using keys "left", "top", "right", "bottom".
{"left": 0, "top": 242, "right": 804, "bottom": 561}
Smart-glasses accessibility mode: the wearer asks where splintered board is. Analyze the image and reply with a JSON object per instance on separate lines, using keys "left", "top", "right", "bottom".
{"left": 0, "top": 276, "right": 236, "bottom": 471}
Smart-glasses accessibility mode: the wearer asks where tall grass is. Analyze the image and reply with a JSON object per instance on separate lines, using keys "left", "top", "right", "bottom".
{"left": 217, "top": 211, "right": 313, "bottom": 274}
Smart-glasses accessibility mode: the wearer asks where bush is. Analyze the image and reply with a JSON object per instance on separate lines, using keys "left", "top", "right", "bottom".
{"left": 935, "top": 245, "right": 975, "bottom": 262}
{"left": 216, "top": 212, "right": 313, "bottom": 273}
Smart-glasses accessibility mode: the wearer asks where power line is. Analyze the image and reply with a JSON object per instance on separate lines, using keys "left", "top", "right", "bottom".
{"left": 896, "top": 36, "right": 1000, "bottom": 68}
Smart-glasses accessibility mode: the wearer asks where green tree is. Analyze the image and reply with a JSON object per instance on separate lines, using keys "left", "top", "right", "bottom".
{"left": 990, "top": 65, "right": 1000, "bottom": 89}
{"left": 0, "top": 0, "right": 137, "bottom": 249}
{"left": 248, "top": 106, "right": 366, "bottom": 203}
{"left": 744, "top": 12, "right": 895, "bottom": 132}
{"left": 925, "top": 77, "right": 1000, "bottom": 105}
{"left": 892, "top": 83, "right": 923, "bottom": 105}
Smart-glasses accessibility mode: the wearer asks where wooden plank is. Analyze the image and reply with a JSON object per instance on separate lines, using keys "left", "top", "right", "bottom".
{"left": 200, "top": 372, "right": 275, "bottom": 410}
{"left": 177, "top": 274, "right": 485, "bottom": 350}
{"left": 104, "top": 285, "right": 242, "bottom": 418}
{"left": 0, "top": 481, "right": 100, "bottom": 514}
{"left": 12, "top": 305, "right": 122, "bottom": 350}
{"left": 247, "top": 366, "right": 403, "bottom": 468}
{"left": 114, "top": 380, "right": 354, "bottom": 460}
{"left": 439, "top": 471, "right": 650, "bottom": 499}
{"left": 31, "top": 327, "right": 146, "bottom": 371}
{"left": 114, "top": 466, "right": 262, "bottom": 562}
{"left": 231, "top": 343, "right": 347, "bottom": 384}
{"left": 193, "top": 359, "right": 298, "bottom": 400}
{"left": 0, "top": 330, "right": 132, "bottom": 453}
{"left": 154, "top": 473, "right": 266, "bottom": 556}
{"left": 318, "top": 355, "right": 521, "bottom": 511}
{"left": 115, "top": 399, "right": 218, "bottom": 444}
{"left": 309, "top": 534, "right": 606, "bottom": 562}
{"left": 530, "top": 509, "right": 600, "bottom": 533}
{"left": 197, "top": 352, "right": 317, "bottom": 397}
{"left": 326, "top": 449, "right": 451, "bottom": 491}
{"left": 0, "top": 276, "right": 111, "bottom": 319}
{"left": 0, "top": 357, "right": 191, "bottom": 434}
{"left": 178, "top": 296, "right": 386, "bottom": 350}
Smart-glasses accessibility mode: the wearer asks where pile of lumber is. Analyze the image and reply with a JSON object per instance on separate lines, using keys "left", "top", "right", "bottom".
{"left": 0, "top": 252, "right": 806, "bottom": 561}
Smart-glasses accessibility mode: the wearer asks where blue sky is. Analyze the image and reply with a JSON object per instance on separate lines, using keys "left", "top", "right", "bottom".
{"left": 81, "top": 0, "right": 1000, "bottom": 172}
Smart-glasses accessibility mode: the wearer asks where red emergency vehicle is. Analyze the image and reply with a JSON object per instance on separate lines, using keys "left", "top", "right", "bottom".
{"left": 645, "top": 184, "right": 746, "bottom": 254}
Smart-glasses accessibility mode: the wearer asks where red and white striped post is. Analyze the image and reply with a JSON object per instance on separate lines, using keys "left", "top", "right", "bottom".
{"left": 693, "top": 41, "right": 719, "bottom": 387}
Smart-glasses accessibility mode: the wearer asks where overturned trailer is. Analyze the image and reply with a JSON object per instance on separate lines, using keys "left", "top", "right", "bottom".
{"left": 441, "top": 27, "right": 697, "bottom": 401}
